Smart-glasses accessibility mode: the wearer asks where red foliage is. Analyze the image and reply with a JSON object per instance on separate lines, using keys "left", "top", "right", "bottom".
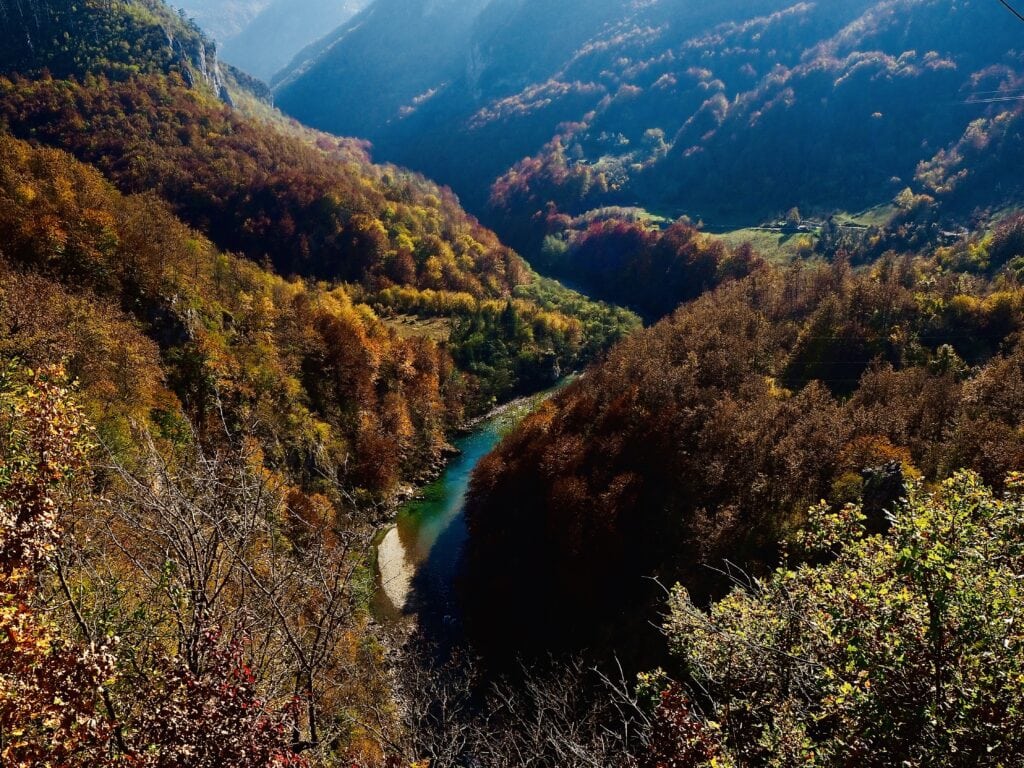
{"left": 122, "top": 632, "right": 309, "bottom": 768}
{"left": 0, "top": 366, "right": 115, "bottom": 767}
{"left": 528, "top": 214, "right": 759, "bottom": 318}
{"left": 636, "top": 686, "right": 723, "bottom": 768}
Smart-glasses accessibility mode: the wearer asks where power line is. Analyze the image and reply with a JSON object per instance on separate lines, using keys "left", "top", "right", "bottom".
{"left": 963, "top": 95, "right": 1024, "bottom": 104}
{"left": 999, "top": 0, "right": 1024, "bottom": 24}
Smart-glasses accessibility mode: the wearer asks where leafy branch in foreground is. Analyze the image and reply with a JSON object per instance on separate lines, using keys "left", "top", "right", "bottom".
{"left": 0, "top": 363, "right": 114, "bottom": 766}
{"left": 0, "top": 363, "right": 312, "bottom": 766}
{"left": 659, "top": 472, "right": 1024, "bottom": 767}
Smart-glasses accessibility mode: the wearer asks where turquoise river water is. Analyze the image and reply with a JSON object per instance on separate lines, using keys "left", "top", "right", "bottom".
{"left": 373, "top": 381, "right": 571, "bottom": 625}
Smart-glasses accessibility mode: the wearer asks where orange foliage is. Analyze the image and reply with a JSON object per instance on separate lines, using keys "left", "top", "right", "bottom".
{"left": 465, "top": 259, "right": 1024, "bottom": 657}
{"left": 0, "top": 131, "right": 458, "bottom": 497}
{"left": 0, "top": 72, "right": 526, "bottom": 296}
{"left": 0, "top": 366, "right": 115, "bottom": 767}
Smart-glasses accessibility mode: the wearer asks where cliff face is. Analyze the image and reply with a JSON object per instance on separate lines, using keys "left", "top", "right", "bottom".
{"left": 166, "top": 23, "right": 230, "bottom": 99}
{"left": 0, "top": 0, "right": 238, "bottom": 104}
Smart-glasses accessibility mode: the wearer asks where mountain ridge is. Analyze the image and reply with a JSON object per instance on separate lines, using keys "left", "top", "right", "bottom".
{"left": 275, "top": 0, "right": 1024, "bottom": 254}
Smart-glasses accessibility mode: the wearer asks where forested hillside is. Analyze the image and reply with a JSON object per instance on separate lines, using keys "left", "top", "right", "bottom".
{"left": 0, "top": 125, "right": 408, "bottom": 766}
{"left": 649, "top": 472, "right": 1024, "bottom": 766}
{"left": 466, "top": 228, "right": 1024, "bottom": 657}
{"left": 0, "top": 130, "right": 463, "bottom": 493}
{"left": 276, "top": 0, "right": 1024, "bottom": 314}
{"left": 273, "top": 0, "right": 490, "bottom": 135}
{"left": 279, "top": 0, "right": 1023, "bottom": 221}
{"left": 0, "top": 0, "right": 637, "bottom": 410}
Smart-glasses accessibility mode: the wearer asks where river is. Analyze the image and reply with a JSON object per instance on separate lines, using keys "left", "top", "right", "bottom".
{"left": 372, "top": 381, "right": 571, "bottom": 627}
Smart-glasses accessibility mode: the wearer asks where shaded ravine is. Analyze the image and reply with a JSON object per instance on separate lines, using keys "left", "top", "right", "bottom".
{"left": 372, "top": 381, "right": 572, "bottom": 630}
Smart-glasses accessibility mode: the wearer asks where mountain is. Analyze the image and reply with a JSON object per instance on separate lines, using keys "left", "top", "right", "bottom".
{"left": 172, "top": 0, "right": 369, "bottom": 81}
{"left": 0, "top": 1, "right": 638, "bottom": 762}
{"left": 169, "top": 0, "right": 270, "bottom": 41}
{"left": 4, "top": 1, "right": 1024, "bottom": 766}
{"left": 1, "top": 0, "right": 637, "bottom": 416}
{"left": 273, "top": 0, "right": 492, "bottom": 136}
{"left": 220, "top": 0, "right": 369, "bottom": 81}
{"left": 273, "top": 0, "right": 648, "bottom": 199}
{"left": 275, "top": 0, "right": 1024, "bottom": 264}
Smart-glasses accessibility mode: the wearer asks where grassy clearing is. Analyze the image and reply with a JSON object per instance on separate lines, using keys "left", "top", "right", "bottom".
{"left": 833, "top": 203, "right": 896, "bottom": 228}
{"left": 382, "top": 314, "right": 453, "bottom": 341}
{"left": 713, "top": 228, "right": 815, "bottom": 262}
{"left": 711, "top": 205, "right": 899, "bottom": 262}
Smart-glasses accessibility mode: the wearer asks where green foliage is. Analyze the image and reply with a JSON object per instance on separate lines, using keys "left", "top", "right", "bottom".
{"left": 0, "top": 0, "right": 205, "bottom": 82}
{"left": 515, "top": 276, "right": 641, "bottom": 358}
{"left": 663, "top": 472, "right": 1024, "bottom": 766}
{"left": 444, "top": 283, "right": 638, "bottom": 408}
{"left": 359, "top": 277, "right": 638, "bottom": 408}
{"left": 937, "top": 213, "right": 1024, "bottom": 277}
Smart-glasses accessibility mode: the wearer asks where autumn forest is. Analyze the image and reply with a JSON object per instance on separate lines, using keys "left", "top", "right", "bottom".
{"left": 1, "top": 0, "right": 1024, "bottom": 766}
